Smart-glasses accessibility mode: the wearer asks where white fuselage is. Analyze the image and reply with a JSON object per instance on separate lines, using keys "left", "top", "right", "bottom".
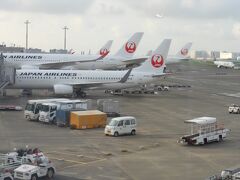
{"left": 11, "top": 69, "right": 160, "bottom": 91}
{"left": 3, "top": 53, "right": 138, "bottom": 70}
{"left": 3, "top": 53, "right": 101, "bottom": 68}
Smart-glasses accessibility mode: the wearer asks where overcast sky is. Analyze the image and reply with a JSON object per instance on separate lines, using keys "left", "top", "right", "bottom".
{"left": 0, "top": 0, "right": 239, "bottom": 54}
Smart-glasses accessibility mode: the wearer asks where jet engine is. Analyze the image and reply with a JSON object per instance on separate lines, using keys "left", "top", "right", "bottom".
{"left": 53, "top": 84, "right": 73, "bottom": 94}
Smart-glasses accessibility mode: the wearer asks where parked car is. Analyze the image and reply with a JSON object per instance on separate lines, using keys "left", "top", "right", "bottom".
{"left": 105, "top": 116, "right": 137, "bottom": 137}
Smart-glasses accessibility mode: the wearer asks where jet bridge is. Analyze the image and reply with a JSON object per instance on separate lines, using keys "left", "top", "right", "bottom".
{"left": 0, "top": 53, "right": 15, "bottom": 95}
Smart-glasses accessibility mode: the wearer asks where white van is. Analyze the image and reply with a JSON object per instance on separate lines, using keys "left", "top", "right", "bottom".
{"left": 104, "top": 116, "right": 137, "bottom": 136}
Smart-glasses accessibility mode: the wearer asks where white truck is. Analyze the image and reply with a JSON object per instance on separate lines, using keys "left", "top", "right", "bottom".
{"left": 39, "top": 99, "right": 91, "bottom": 123}
{"left": 24, "top": 98, "right": 68, "bottom": 121}
{"left": 179, "top": 117, "right": 230, "bottom": 145}
{"left": 228, "top": 104, "right": 240, "bottom": 114}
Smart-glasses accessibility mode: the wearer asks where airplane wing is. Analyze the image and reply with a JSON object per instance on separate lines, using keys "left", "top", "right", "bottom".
{"left": 66, "top": 69, "right": 132, "bottom": 89}
{"left": 122, "top": 57, "right": 148, "bottom": 65}
{"left": 152, "top": 72, "right": 171, "bottom": 78}
{"left": 39, "top": 56, "right": 104, "bottom": 69}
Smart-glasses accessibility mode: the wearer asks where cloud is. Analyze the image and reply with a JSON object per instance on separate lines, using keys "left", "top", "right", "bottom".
{"left": 117, "top": 0, "right": 240, "bottom": 20}
{"left": 0, "top": 0, "right": 239, "bottom": 52}
{"left": 232, "top": 23, "right": 240, "bottom": 39}
{"left": 0, "top": 0, "right": 95, "bottom": 15}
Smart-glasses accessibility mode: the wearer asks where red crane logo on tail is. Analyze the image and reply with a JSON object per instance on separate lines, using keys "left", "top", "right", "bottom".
{"left": 181, "top": 48, "right": 188, "bottom": 56}
{"left": 100, "top": 48, "right": 109, "bottom": 57}
{"left": 151, "top": 54, "right": 164, "bottom": 68}
{"left": 125, "top": 41, "right": 136, "bottom": 53}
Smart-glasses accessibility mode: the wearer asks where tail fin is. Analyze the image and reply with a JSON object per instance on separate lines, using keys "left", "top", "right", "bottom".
{"left": 114, "top": 32, "right": 144, "bottom": 58}
{"left": 176, "top": 42, "right": 192, "bottom": 58}
{"left": 98, "top": 40, "right": 113, "bottom": 58}
{"left": 68, "top": 49, "right": 75, "bottom": 54}
{"left": 135, "top": 39, "right": 171, "bottom": 73}
{"left": 146, "top": 50, "right": 153, "bottom": 56}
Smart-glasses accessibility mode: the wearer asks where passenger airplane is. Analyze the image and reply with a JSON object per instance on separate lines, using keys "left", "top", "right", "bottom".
{"left": 7, "top": 39, "right": 171, "bottom": 97}
{"left": 2, "top": 40, "right": 113, "bottom": 69}
{"left": 166, "top": 42, "right": 192, "bottom": 64}
{"left": 65, "top": 32, "right": 147, "bottom": 70}
{"left": 213, "top": 53, "right": 240, "bottom": 69}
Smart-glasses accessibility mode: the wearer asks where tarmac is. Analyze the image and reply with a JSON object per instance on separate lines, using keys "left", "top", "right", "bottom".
{"left": 0, "top": 60, "right": 240, "bottom": 180}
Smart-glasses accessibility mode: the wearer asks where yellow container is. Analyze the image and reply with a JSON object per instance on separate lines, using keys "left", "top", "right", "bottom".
{"left": 70, "top": 110, "right": 107, "bottom": 129}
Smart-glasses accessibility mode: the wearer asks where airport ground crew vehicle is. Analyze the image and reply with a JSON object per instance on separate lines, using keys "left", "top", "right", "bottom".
{"left": 179, "top": 117, "right": 230, "bottom": 145}
{"left": 228, "top": 104, "right": 240, "bottom": 114}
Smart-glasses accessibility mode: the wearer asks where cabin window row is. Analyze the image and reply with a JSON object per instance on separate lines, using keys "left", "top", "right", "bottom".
{"left": 16, "top": 76, "right": 133, "bottom": 80}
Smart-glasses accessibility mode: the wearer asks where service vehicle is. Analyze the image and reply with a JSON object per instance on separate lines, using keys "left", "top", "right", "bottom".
{"left": 221, "top": 167, "right": 240, "bottom": 180}
{"left": 178, "top": 117, "right": 230, "bottom": 145}
{"left": 14, "top": 158, "right": 55, "bottom": 180}
{"left": 105, "top": 116, "right": 137, "bottom": 136}
{"left": 1, "top": 147, "right": 55, "bottom": 180}
{"left": 232, "top": 172, "right": 240, "bottom": 180}
{"left": 24, "top": 98, "right": 68, "bottom": 121}
{"left": 39, "top": 99, "right": 91, "bottom": 123}
{"left": 228, "top": 104, "right": 240, "bottom": 114}
{"left": 110, "top": 89, "right": 124, "bottom": 96}
{"left": 154, "top": 85, "right": 169, "bottom": 91}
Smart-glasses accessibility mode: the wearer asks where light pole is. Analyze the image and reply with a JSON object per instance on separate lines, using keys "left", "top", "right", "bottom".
{"left": 24, "top": 20, "right": 30, "bottom": 50}
{"left": 63, "top": 26, "right": 69, "bottom": 50}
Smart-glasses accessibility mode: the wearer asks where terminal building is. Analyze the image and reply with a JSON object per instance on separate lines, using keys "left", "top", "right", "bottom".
{"left": 220, "top": 52, "right": 233, "bottom": 59}
{"left": 0, "top": 45, "right": 24, "bottom": 53}
{"left": 190, "top": 50, "right": 238, "bottom": 60}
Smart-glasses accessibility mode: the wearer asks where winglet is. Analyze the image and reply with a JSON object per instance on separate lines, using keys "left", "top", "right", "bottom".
{"left": 119, "top": 69, "right": 132, "bottom": 83}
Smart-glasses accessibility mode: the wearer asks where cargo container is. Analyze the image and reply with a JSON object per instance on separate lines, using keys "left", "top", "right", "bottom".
{"left": 102, "top": 100, "right": 120, "bottom": 117}
{"left": 56, "top": 109, "right": 71, "bottom": 127}
{"left": 97, "top": 99, "right": 112, "bottom": 112}
{"left": 97, "top": 99, "right": 120, "bottom": 117}
{"left": 70, "top": 110, "right": 107, "bottom": 129}
{"left": 56, "top": 108, "right": 86, "bottom": 127}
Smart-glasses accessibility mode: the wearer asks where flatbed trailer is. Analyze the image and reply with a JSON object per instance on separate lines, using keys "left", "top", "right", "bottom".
{"left": 0, "top": 154, "right": 22, "bottom": 180}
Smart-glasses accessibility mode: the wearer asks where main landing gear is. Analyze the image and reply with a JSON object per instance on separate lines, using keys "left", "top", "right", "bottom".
{"left": 73, "top": 89, "right": 86, "bottom": 98}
